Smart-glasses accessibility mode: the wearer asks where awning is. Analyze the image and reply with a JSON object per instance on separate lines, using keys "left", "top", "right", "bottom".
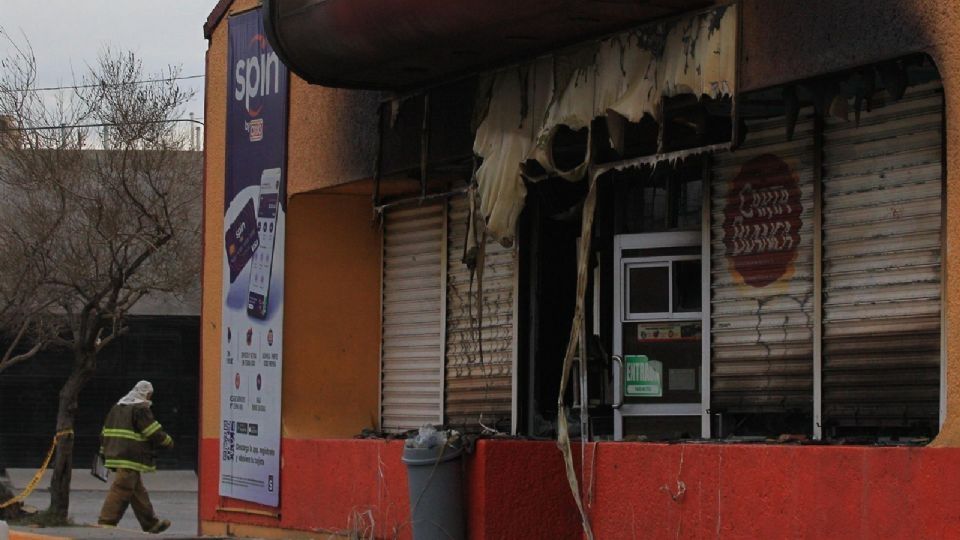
{"left": 261, "top": 0, "right": 716, "bottom": 91}
{"left": 474, "top": 5, "right": 737, "bottom": 245}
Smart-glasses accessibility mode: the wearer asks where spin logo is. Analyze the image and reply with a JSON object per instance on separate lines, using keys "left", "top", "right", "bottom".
{"left": 234, "top": 34, "right": 281, "bottom": 119}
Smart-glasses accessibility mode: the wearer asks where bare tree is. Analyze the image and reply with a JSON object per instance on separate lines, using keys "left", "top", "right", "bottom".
{"left": 0, "top": 33, "right": 200, "bottom": 521}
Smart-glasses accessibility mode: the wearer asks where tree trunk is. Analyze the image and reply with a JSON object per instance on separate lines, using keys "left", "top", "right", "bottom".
{"left": 0, "top": 478, "right": 21, "bottom": 520}
{"left": 47, "top": 352, "right": 96, "bottom": 521}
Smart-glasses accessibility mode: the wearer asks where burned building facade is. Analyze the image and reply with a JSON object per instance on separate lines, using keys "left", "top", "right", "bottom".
{"left": 199, "top": 1, "right": 960, "bottom": 537}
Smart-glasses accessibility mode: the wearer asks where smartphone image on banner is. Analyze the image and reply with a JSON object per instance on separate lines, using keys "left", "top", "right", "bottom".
{"left": 224, "top": 198, "right": 260, "bottom": 283}
{"left": 247, "top": 168, "right": 281, "bottom": 319}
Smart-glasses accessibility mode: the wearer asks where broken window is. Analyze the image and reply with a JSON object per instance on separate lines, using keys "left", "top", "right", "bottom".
{"left": 518, "top": 55, "right": 944, "bottom": 444}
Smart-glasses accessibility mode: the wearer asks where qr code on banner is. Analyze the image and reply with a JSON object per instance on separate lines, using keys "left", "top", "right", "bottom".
{"left": 222, "top": 420, "right": 235, "bottom": 461}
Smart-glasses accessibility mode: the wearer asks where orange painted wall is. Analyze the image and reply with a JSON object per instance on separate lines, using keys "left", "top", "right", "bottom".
{"left": 286, "top": 79, "right": 379, "bottom": 196}
{"left": 905, "top": 0, "right": 960, "bottom": 448}
{"left": 198, "top": 185, "right": 386, "bottom": 531}
{"left": 281, "top": 192, "right": 381, "bottom": 438}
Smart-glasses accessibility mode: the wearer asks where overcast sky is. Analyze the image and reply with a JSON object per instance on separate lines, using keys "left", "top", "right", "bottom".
{"left": 0, "top": 0, "right": 211, "bottom": 137}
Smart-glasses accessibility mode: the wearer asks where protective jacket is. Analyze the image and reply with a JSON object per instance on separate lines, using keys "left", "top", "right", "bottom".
{"left": 100, "top": 403, "right": 173, "bottom": 473}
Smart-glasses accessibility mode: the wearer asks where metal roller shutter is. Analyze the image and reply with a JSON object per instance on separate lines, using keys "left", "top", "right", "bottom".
{"left": 381, "top": 203, "right": 445, "bottom": 432}
{"left": 821, "top": 81, "right": 943, "bottom": 435}
{"left": 445, "top": 195, "right": 516, "bottom": 432}
{"left": 710, "top": 110, "right": 816, "bottom": 416}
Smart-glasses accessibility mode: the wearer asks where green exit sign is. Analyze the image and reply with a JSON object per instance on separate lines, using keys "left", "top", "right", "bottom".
{"left": 624, "top": 355, "right": 662, "bottom": 397}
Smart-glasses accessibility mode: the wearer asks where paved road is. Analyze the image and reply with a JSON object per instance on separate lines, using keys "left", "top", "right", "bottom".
{"left": 4, "top": 469, "right": 202, "bottom": 539}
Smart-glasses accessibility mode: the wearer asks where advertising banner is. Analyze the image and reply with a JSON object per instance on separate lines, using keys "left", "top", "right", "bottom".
{"left": 219, "top": 8, "right": 287, "bottom": 507}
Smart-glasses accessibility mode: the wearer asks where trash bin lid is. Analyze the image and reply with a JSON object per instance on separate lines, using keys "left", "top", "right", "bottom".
{"left": 402, "top": 441, "right": 464, "bottom": 466}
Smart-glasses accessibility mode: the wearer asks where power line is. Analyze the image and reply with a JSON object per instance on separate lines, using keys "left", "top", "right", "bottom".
{"left": 0, "top": 74, "right": 205, "bottom": 94}
{"left": 0, "top": 118, "right": 204, "bottom": 132}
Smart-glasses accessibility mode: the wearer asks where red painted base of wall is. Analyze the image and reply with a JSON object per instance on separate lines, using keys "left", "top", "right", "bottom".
{"left": 200, "top": 439, "right": 960, "bottom": 539}
{"left": 199, "top": 438, "right": 580, "bottom": 539}
{"left": 587, "top": 443, "right": 960, "bottom": 539}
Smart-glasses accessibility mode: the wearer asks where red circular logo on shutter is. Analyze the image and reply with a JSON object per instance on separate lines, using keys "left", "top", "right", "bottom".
{"left": 722, "top": 153, "right": 803, "bottom": 288}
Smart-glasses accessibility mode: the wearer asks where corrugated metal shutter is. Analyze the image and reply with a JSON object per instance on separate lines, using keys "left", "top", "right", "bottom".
{"left": 381, "top": 203, "right": 444, "bottom": 432}
{"left": 710, "top": 110, "right": 816, "bottom": 415}
{"left": 821, "top": 81, "right": 943, "bottom": 435}
{"left": 445, "top": 195, "right": 516, "bottom": 432}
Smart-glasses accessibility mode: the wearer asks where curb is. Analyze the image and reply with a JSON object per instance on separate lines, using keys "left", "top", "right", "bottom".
{"left": 10, "top": 532, "right": 71, "bottom": 540}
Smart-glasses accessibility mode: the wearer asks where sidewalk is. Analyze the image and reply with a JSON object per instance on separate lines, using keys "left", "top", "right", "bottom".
{"left": 3, "top": 469, "right": 208, "bottom": 540}
{"left": 5, "top": 470, "right": 198, "bottom": 493}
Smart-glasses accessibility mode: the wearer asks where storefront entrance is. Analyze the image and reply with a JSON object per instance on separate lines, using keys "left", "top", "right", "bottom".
{"left": 613, "top": 231, "right": 708, "bottom": 440}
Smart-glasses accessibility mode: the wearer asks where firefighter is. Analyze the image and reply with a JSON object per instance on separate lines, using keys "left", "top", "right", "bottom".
{"left": 97, "top": 380, "right": 173, "bottom": 533}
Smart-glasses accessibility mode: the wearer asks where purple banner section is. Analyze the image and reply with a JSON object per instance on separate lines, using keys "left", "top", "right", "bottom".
{"left": 225, "top": 9, "right": 288, "bottom": 210}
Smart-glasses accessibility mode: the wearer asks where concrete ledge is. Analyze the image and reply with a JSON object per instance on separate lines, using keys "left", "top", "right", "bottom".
{"left": 201, "top": 520, "right": 338, "bottom": 539}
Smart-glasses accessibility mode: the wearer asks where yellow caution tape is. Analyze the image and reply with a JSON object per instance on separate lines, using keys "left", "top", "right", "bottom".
{"left": 0, "top": 429, "right": 74, "bottom": 509}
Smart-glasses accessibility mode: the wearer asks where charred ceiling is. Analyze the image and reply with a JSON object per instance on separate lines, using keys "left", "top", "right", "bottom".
{"left": 737, "top": 53, "right": 941, "bottom": 140}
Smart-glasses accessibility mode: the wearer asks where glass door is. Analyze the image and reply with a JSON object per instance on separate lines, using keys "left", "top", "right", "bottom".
{"left": 613, "top": 231, "right": 707, "bottom": 440}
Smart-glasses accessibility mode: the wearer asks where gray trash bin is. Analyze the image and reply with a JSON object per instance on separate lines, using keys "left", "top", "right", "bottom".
{"left": 402, "top": 440, "right": 465, "bottom": 540}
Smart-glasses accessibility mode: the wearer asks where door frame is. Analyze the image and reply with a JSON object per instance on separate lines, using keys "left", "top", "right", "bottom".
{"left": 612, "top": 230, "right": 710, "bottom": 440}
